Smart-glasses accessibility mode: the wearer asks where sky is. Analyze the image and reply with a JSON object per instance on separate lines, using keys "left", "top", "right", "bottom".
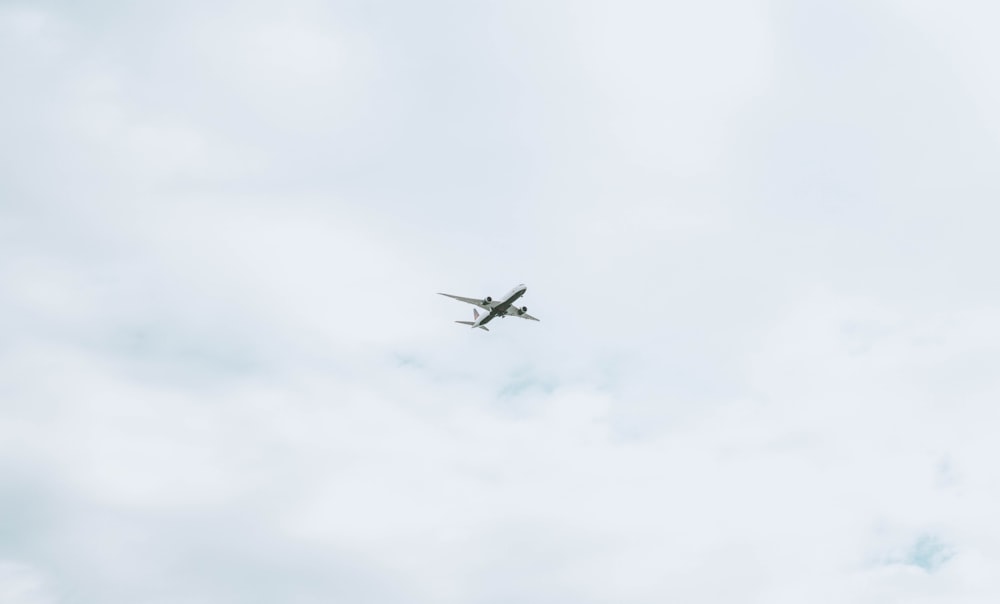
{"left": 2, "top": 0, "right": 1000, "bottom": 602}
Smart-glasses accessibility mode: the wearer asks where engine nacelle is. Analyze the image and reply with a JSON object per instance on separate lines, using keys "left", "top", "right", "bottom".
{"left": 483, "top": 296, "right": 492, "bottom": 305}
{"left": 520, "top": 306, "right": 528, "bottom": 313}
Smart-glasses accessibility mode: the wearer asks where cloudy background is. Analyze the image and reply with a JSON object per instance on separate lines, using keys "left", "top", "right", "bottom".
{"left": 3, "top": 0, "right": 1000, "bottom": 602}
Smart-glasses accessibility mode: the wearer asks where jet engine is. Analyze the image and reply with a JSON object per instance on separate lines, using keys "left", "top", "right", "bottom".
{"left": 520, "top": 306, "right": 528, "bottom": 313}
{"left": 483, "top": 296, "right": 492, "bottom": 304}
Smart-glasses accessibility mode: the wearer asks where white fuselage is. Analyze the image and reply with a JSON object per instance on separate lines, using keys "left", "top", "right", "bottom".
{"left": 474, "top": 283, "right": 527, "bottom": 328}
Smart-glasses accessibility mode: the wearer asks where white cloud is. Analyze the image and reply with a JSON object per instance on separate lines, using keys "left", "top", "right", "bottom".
{"left": 0, "top": 562, "right": 52, "bottom": 604}
{"left": 886, "top": 0, "right": 1000, "bottom": 142}
{"left": 3, "top": 0, "right": 1000, "bottom": 602}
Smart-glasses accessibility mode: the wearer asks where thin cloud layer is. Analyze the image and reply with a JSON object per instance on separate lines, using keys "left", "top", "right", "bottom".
{"left": 2, "top": 1, "right": 1000, "bottom": 603}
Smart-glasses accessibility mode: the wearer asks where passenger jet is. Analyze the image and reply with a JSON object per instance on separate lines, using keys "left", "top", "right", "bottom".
{"left": 438, "top": 284, "right": 539, "bottom": 331}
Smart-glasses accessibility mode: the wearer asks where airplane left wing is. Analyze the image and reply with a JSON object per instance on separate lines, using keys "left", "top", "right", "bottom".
{"left": 438, "top": 293, "right": 494, "bottom": 310}
{"left": 504, "top": 307, "right": 539, "bottom": 321}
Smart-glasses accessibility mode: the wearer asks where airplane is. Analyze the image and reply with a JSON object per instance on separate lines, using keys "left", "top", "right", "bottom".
{"left": 438, "top": 283, "right": 539, "bottom": 331}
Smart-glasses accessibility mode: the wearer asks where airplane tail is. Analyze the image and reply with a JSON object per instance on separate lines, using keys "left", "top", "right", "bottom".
{"left": 455, "top": 309, "right": 489, "bottom": 331}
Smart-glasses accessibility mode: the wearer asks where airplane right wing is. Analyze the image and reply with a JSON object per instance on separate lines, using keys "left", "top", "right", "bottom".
{"left": 437, "top": 292, "right": 494, "bottom": 310}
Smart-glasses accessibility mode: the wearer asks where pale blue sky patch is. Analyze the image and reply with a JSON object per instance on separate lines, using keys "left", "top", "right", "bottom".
{"left": 498, "top": 372, "right": 556, "bottom": 399}
{"left": 392, "top": 353, "right": 424, "bottom": 370}
{"left": 904, "top": 534, "right": 954, "bottom": 572}
{"left": 103, "top": 325, "right": 268, "bottom": 389}
{"left": 869, "top": 532, "right": 956, "bottom": 575}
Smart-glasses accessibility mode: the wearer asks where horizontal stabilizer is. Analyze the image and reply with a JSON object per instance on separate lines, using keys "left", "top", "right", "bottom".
{"left": 454, "top": 321, "right": 489, "bottom": 331}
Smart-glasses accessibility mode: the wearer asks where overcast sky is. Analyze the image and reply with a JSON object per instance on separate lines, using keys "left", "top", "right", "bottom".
{"left": 3, "top": 1, "right": 1000, "bottom": 602}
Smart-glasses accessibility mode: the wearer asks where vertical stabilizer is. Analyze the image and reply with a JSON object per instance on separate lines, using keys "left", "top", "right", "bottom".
{"left": 455, "top": 309, "right": 488, "bottom": 331}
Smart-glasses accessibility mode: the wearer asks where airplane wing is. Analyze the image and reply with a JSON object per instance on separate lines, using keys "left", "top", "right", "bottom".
{"left": 438, "top": 292, "right": 494, "bottom": 310}
{"left": 504, "top": 307, "right": 539, "bottom": 321}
